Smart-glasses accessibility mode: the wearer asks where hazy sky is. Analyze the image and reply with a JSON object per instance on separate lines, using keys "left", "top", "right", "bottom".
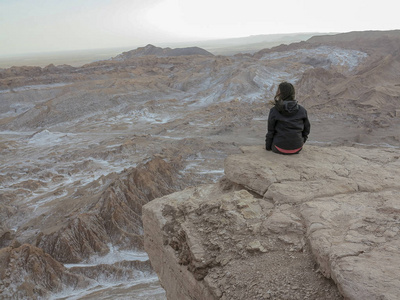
{"left": 0, "top": 0, "right": 399, "bottom": 56}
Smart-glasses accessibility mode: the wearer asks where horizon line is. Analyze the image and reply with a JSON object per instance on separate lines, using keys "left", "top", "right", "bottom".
{"left": 0, "top": 31, "right": 341, "bottom": 59}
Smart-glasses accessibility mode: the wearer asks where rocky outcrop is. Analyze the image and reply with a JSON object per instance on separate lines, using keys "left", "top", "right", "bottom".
{"left": 143, "top": 145, "right": 400, "bottom": 300}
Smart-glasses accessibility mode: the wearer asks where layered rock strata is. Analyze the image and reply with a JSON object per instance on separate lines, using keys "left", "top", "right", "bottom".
{"left": 143, "top": 145, "right": 400, "bottom": 300}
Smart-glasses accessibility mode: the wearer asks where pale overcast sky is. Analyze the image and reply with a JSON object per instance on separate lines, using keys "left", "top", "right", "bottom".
{"left": 0, "top": 0, "right": 399, "bottom": 56}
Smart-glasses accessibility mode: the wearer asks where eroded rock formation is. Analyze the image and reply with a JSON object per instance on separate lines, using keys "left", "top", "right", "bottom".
{"left": 0, "top": 244, "right": 90, "bottom": 299}
{"left": 143, "top": 145, "right": 400, "bottom": 300}
{"left": 0, "top": 156, "right": 184, "bottom": 298}
{"left": 31, "top": 156, "right": 185, "bottom": 263}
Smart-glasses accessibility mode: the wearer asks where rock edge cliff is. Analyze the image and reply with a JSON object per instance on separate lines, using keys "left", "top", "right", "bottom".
{"left": 143, "top": 145, "right": 400, "bottom": 300}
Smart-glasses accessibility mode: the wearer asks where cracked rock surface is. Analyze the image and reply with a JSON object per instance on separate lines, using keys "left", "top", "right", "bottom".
{"left": 143, "top": 145, "right": 400, "bottom": 300}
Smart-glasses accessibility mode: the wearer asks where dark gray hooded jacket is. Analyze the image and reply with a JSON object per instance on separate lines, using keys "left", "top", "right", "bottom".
{"left": 265, "top": 100, "right": 310, "bottom": 153}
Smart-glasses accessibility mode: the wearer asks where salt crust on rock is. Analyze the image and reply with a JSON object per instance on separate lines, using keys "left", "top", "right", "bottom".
{"left": 143, "top": 145, "right": 400, "bottom": 300}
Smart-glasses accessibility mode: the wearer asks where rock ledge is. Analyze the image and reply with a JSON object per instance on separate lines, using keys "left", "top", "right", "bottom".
{"left": 143, "top": 145, "right": 400, "bottom": 300}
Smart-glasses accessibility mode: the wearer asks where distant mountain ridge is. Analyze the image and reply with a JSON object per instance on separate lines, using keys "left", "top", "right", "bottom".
{"left": 113, "top": 44, "right": 214, "bottom": 60}
{"left": 307, "top": 29, "right": 400, "bottom": 44}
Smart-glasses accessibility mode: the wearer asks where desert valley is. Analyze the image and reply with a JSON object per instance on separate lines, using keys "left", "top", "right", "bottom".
{"left": 1, "top": 30, "right": 400, "bottom": 299}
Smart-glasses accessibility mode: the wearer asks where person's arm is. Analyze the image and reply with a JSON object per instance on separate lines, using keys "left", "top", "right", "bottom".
{"left": 265, "top": 110, "right": 276, "bottom": 150}
{"left": 303, "top": 111, "right": 311, "bottom": 143}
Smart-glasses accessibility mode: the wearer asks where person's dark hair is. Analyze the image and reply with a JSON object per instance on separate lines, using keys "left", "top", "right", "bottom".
{"left": 274, "top": 82, "right": 295, "bottom": 101}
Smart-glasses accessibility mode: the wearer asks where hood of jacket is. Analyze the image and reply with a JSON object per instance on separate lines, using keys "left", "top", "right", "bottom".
{"left": 275, "top": 100, "right": 299, "bottom": 116}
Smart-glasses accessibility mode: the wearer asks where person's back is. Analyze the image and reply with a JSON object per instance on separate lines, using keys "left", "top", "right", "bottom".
{"left": 265, "top": 82, "right": 310, "bottom": 154}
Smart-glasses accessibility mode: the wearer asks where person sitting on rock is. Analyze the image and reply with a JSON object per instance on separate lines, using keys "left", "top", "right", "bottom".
{"left": 265, "top": 82, "right": 310, "bottom": 154}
